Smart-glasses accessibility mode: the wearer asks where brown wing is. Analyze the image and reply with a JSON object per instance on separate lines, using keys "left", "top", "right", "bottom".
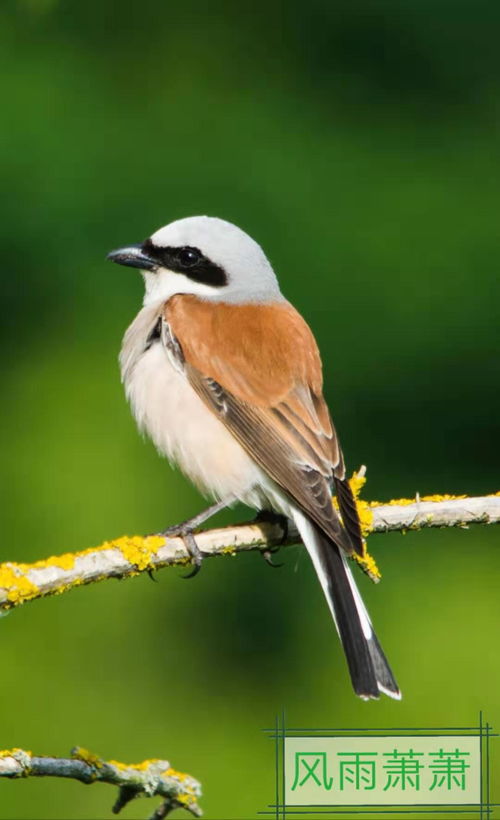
{"left": 165, "top": 295, "right": 357, "bottom": 554}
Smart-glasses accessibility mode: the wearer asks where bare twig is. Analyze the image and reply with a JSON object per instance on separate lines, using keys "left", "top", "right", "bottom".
{"left": 0, "top": 474, "right": 498, "bottom": 612}
{"left": 0, "top": 747, "right": 201, "bottom": 819}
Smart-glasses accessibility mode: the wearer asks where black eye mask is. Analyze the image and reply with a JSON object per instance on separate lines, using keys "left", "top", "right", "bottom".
{"left": 141, "top": 240, "right": 228, "bottom": 287}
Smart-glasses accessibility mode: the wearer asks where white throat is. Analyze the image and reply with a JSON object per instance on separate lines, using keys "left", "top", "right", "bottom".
{"left": 142, "top": 269, "right": 221, "bottom": 306}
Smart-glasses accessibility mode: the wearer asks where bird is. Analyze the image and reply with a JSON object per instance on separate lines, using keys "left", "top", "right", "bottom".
{"left": 108, "top": 215, "right": 400, "bottom": 701}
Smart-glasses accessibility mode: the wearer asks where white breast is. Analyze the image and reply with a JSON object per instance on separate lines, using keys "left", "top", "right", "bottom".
{"left": 120, "top": 306, "right": 265, "bottom": 505}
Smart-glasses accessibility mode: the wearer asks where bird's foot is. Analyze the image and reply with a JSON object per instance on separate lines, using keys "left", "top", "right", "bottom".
{"left": 260, "top": 545, "right": 284, "bottom": 568}
{"left": 157, "top": 499, "right": 232, "bottom": 579}
{"left": 159, "top": 522, "right": 205, "bottom": 579}
{"left": 254, "top": 509, "right": 290, "bottom": 541}
{"left": 180, "top": 530, "right": 204, "bottom": 579}
{"left": 254, "top": 510, "right": 289, "bottom": 568}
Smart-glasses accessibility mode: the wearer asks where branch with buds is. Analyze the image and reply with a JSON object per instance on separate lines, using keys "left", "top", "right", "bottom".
{"left": 0, "top": 747, "right": 202, "bottom": 819}
{"left": 0, "top": 470, "right": 498, "bottom": 610}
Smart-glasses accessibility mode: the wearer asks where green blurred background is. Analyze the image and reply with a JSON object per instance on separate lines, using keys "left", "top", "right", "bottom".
{"left": 1, "top": 1, "right": 499, "bottom": 817}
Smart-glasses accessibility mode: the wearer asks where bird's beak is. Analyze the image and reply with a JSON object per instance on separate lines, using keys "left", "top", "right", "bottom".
{"left": 107, "top": 244, "right": 158, "bottom": 271}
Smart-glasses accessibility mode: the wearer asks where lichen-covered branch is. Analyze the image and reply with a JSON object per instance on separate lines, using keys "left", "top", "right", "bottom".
{"left": 0, "top": 747, "right": 201, "bottom": 819}
{"left": 0, "top": 472, "right": 498, "bottom": 612}
{"left": 369, "top": 492, "right": 500, "bottom": 533}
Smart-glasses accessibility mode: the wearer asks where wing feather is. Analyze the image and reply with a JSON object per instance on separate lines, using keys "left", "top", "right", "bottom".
{"left": 165, "top": 295, "right": 360, "bottom": 555}
{"left": 185, "top": 364, "right": 354, "bottom": 554}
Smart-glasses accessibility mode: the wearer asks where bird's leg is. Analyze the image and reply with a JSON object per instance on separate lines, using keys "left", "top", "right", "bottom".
{"left": 159, "top": 498, "right": 232, "bottom": 579}
{"left": 160, "top": 499, "right": 230, "bottom": 537}
{"left": 254, "top": 509, "right": 289, "bottom": 568}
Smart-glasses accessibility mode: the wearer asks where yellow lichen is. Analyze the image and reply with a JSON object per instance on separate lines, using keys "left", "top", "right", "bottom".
{"left": 347, "top": 472, "right": 374, "bottom": 536}
{"left": 173, "top": 555, "right": 191, "bottom": 566}
{"left": 0, "top": 748, "right": 31, "bottom": 759}
{"left": 333, "top": 493, "right": 374, "bottom": 538}
{"left": 0, "top": 748, "right": 32, "bottom": 775}
{"left": 357, "top": 501, "right": 374, "bottom": 537}
{"left": 352, "top": 544, "right": 381, "bottom": 582}
{"left": 51, "top": 577, "right": 84, "bottom": 596}
{"left": 106, "top": 535, "right": 164, "bottom": 571}
{"left": 30, "top": 553, "right": 76, "bottom": 571}
{"left": 331, "top": 472, "right": 380, "bottom": 581}
{"left": 348, "top": 471, "right": 367, "bottom": 500}
{"left": 128, "top": 757, "right": 163, "bottom": 772}
{"left": 71, "top": 747, "right": 103, "bottom": 769}
{"left": 369, "top": 493, "right": 467, "bottom": 508}
{"left": 108, "top": 757, "right": 165, "bottom": 772}
{"left": 175, "top": 791, "right": 196, "bottom": 805}
{"left": 420, "top": 493, "right": 467, "bottom": 503}
{"left": 0, "top": 535, "right": 165, "bottom": 610}
{"left": 106, "top": 758, "right": 195, "bottom": 792}
{"left": 163, "top": 766, "right": 189, "bottom": 781}
{"left": 106, "top": 758, "right": 128, "bottom": 771}
{"left": 0, "top": 564, "right": 40, "bottom": 605}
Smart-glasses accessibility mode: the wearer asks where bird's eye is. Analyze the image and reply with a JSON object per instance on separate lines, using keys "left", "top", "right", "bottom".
{"left": 177, "top": 247, "right": 201, "bottom": 268}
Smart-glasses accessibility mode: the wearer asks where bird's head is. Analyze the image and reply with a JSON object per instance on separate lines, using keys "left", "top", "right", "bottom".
{"left": 107, "top": 215, "right": 282, "bottom": 306}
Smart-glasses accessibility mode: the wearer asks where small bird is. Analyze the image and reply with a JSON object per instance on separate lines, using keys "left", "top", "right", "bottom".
{"left": 108, "top": 216, "right": 400, "bottom": 700}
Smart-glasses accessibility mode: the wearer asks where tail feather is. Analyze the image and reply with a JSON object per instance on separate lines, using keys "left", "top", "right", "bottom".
{"left": 292, "top": 509, "right": 400, "bottom": 701}
{"left": 334, "top": 476, "right": 365, "bottom": 556}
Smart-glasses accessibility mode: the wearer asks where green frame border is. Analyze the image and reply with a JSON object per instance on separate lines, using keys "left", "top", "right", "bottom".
{"left": 260, "top": 712, "right": 497, "bottom": 819}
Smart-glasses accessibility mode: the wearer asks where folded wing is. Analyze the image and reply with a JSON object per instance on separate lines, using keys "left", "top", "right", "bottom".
{"left": 165, "top": 295, "right": 359, "bottom": 555}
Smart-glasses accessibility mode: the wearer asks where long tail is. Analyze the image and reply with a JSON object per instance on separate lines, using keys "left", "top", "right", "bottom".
{"left": 292, "top": 509, "right": 401, "bottom": 700}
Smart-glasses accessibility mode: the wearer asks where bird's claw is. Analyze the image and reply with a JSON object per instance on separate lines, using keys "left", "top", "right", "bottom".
{"left": 160, "top": 524, "right": 205, "bottom": 579}
{"left": 260, "top": 547, "right": 284, "bottom": 568}
{"left": 254, "top": 510, "right": 289, "bottom": 569}
{"left": 180, "top": 531, "right": 204, "bottom": 579}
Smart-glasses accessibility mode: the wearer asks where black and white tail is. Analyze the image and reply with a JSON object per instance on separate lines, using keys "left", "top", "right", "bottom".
{"left": 292, "top": 509, "right": 401, "bottom": 700}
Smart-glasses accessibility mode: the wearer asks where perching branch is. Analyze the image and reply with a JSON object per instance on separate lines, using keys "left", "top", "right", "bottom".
{"left": 0, "top": 747, "right": 202, "bottom": 819}
{"left": 1, "top": 479, "right": 499, "bottom": 817}
{"left": 0, "top": 471, "right": 498, "bottom": 611}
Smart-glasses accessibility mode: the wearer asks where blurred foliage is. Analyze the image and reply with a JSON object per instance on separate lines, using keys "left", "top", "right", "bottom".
{"left": 0, "top": 1, "right": 499, "bottom": 818}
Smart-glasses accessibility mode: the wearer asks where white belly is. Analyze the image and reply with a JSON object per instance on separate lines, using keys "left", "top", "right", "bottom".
{"left": 122, "top": 338, "right": 266, "bottom": 505}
